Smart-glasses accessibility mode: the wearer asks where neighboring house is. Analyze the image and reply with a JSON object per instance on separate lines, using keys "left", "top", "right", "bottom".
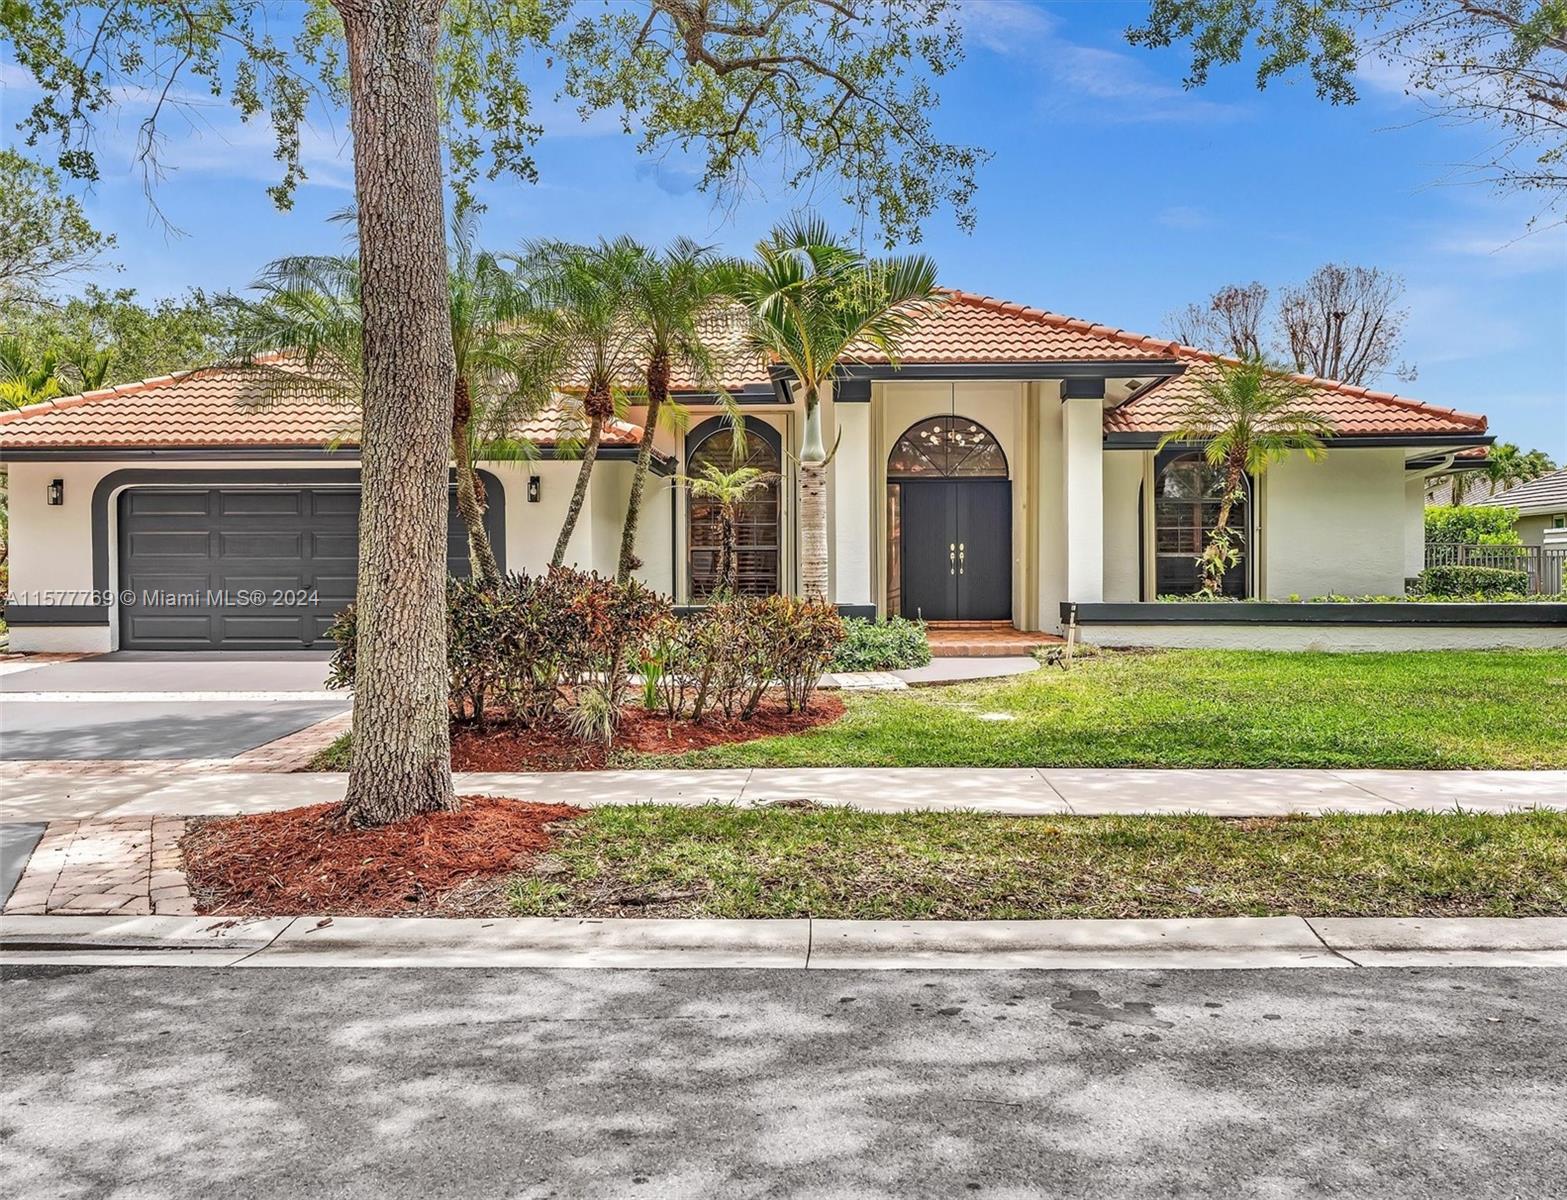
{"left": 1489, "top": 470, "right": 1567, "bottom": 546}
{"left": 1423, "top": 447, "right": 1494, "bottom": 506}
{"left": 0, "top": 290, "right": 1491, "bottom": 652}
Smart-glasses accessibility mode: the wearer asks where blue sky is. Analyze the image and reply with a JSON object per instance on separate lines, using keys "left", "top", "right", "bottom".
{"left": 4, "top": 0, "right": 1564, "bottom": 459}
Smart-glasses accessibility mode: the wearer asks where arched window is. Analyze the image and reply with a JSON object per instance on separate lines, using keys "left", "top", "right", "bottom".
{"left": 1153, "top": 454, "right": 1250, "bottom": 598}
{"left": 686, "top": 421, "right": 781, "bottom": 599}
{"left": 888, "top": 415, "right": 1008, "bottom": 479}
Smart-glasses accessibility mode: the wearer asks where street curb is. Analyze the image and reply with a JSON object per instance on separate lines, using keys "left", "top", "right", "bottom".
{"left": 3, "top": 914, "right": 1564, "bottom": 970}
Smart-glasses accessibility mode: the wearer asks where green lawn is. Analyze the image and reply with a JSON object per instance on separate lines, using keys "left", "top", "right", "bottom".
{"left": 506, "top": 806, "right": 1567, "bottom": 920}
{"left": 618, "top": 649, "right": 1567, "bottom": 769}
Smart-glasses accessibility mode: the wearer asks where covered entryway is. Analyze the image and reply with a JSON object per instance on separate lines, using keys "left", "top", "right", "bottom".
{"left": 116, "top": 484, "right": 499, "bottom": 650}
{"left": 887, "top": 416, "right": 1012, "bottom": 622}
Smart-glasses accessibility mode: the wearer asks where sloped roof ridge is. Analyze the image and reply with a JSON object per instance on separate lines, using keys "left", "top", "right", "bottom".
{"left": 0, "top": 350, "right": 294, "bottom": 426}
{"left": 940, "top": 291, "right": 1488, "bottom": 433}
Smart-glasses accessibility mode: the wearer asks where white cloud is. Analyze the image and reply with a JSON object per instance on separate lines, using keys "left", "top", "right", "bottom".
{"left": 958, "top": 0, "right": 1244, "bottom": 124}
{"left": 1430, "top": 222, "right": 1567, "bottom": 278}
{"left": 1156, "top": 205, "right": 1212, "bottom": 230}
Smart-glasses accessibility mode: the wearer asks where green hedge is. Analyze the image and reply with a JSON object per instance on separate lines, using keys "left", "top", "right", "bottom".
{"left": 1425, "top": 506, "right": 1520, "bottom": 545}
{"left": 1416, "top": 564, "right": 1531, "bottom": 599}
{"left": 830, "top": 617, "right": 932, "bottom": 671}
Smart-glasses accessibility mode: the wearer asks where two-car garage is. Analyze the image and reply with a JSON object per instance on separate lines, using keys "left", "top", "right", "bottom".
{"left": 115, "top": 484, "right": 498, "bottom": 650}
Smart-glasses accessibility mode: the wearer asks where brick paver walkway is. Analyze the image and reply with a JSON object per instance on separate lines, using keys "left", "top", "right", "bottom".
{"left": 3, "top": 817, "right": 193, "bottom": 915}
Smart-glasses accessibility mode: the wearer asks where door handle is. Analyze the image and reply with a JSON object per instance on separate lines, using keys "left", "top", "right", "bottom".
{"left": 949, "top": 542, "right": 956, "bottom": 576}
{"left": 958, "top": 542, "right": 965, "bottom": 574}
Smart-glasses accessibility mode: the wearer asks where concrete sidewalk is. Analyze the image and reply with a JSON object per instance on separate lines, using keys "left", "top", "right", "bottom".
{"left": 2, "top": 913, "right": 1563, "bottom": 969}
{"left": 2, "top": 765, "right": 1562, "bottom": 822}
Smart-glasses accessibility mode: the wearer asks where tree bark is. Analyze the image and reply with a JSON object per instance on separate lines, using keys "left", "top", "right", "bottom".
{"left": 553, "top": 414, "right": 604, "bottom": 567}
{"left": 617, "top": 350, "right": 669, "bottom": 582}
{"left": 451, "top": 374, "right": 501, "bottom": 586}
{"left": 336, "top": 0, "right": 456, "bottom": 825}
{"left": 797, "top": 389, "right": 830, "bottom": 601}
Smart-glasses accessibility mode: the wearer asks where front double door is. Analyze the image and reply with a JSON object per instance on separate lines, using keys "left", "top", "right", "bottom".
{"left": 900, "top": 479, "right": 1012, "bottom": 622}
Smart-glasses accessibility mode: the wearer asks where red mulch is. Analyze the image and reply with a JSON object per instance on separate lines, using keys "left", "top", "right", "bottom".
{"left": 449, "top": 695, "right": 846, "bottom": 772}
{"left": 181, "top": 796, "right": 582, "bottom": 917}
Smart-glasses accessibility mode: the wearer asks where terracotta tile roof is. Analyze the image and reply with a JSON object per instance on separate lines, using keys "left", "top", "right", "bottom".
{"left": 679, "top": 291, "right": 1184, "bottom": 389}
{"left": 0, "top": 355, "right": 645, "bottom": 450}
{"left": 0, "top": 289, "right": 1490, "bottom": 446}
{"left": 871, "top": 290, "right": 1186, "bottom": 364}
{"left": 1103, "top": 350, "right": 1488, "bottom": 439}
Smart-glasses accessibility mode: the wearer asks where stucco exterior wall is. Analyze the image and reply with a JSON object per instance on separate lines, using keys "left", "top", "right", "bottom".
{"left": 1263, "top": 448, "right": 1410, "bottom": 598}
{"left": 1102, "top": 450, "right": 1145, "bottom": 603}
{"left": 4, "top": 455, "right": 673, "bottom": 652}
{"left": 1515, "top": 513, "right": 1566, "bottom": 547}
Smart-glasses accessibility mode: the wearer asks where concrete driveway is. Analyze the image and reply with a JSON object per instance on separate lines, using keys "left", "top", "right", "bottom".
{"left": 0, "top": 652, "right": 349, "bottom": 761}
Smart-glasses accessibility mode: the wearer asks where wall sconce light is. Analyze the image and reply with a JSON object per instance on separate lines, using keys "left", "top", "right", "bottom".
{"left": 527, "top": 475, "right": 541, "bottom": 503}
{"left": 46, "top": 478, "right": 64, "bottom": 506}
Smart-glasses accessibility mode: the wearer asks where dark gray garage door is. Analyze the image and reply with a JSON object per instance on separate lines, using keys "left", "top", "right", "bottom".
{"left": 117, "top": 486, "right": 498, "bottom": 650}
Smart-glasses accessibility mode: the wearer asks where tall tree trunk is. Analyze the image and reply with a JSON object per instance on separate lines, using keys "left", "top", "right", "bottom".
{"left": 1200, "top": 458, "right": 1245, "bottom": 597}
{"left": 717, "top": 506, "right": 736, "bottom": 594}
{"left": 617, "top": 350, "right": 668, "bottom": 583}
{"left": 797, "top": 389, "right": 830, "bottom": 601}
{"left": 451, "top": 374, "right": 501, "bottom": 586}
{"left": 553, "top": 414, "right": 604, "bottom": 567}
{"left": 336, "top": 0, "right": 456, "bottom": 826}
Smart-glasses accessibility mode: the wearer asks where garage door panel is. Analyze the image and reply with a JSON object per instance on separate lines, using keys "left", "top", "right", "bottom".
{"left": 118, "top": 485, "right": 483, "bottom": 650}
{"left": 127, "top": 530, "right": 213, "bottom": 558}
{"left": 124, "top": 614, "right": 215, "bottom": 644}
{"left": 310, "top": 533, "right": 359, "bottom": 560}
{"left": 220, "top": 531, "right": 304, "bottom": 559}
{"left": 127, "top": 491, "right": 213, "bottom": 517}
{"left": 220, "top": 614, "right": 310, "bottom": 643}
{"left": 219, "top": 491, "right": 307, "bottom": 517}
{"left": 312, "top": 491, "right": 359, "bottom": 517}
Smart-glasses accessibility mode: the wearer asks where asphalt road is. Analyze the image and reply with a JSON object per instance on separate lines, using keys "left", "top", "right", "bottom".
{"left": 2, "top": 966, "right": 1562, "bottom": 1199}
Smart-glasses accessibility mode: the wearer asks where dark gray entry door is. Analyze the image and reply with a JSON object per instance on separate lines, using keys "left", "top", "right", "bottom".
{"left": 117, "top": 487, "right": 486, "bottom": 650}
{"left": 898, "top": 480, "right": 1011, "bottom": 622}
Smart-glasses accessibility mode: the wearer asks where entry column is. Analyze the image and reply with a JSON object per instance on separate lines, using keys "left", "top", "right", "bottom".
{"left": 1062, "top": 388, "right": 1104, "bottom": 604}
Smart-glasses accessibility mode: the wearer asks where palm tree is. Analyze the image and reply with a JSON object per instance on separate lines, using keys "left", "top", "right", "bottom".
{"left": 1484, "top": 442, "right": 1557, "bottom": 498}
{"left": 235, "top": 222, "right": 548, "bottom": 584}
{"left": 0, "top": 340, "right": 65, "bottom": 409}
{"left": 616, "top": 238, "right": 733, "bottom": 583}
{"left": 1157, "top": 357, "right": 1331, "bottom": 596}
{"left": 678, "top": 464, "right": 780, "bottom": 595}
{"left": 728, "top": 216, "right": 941, "bottom": 600}
{"left": 517, "top": 238, "right": 645, "bottom": 568}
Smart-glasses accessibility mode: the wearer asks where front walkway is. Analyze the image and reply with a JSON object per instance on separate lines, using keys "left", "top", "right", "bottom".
{"left": 3, "top": 765, "right": 1561, "bottom": 823}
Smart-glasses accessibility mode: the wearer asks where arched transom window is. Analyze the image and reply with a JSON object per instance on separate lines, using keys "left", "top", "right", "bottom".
{"left": 887, "top": 416, "right": 1008, "bottom": 479}
{"left": 687, "top": 424, "right": 781, "bottom": 599}
{"left": 1153, "top": 454, "right": 1250, "bottom": 598}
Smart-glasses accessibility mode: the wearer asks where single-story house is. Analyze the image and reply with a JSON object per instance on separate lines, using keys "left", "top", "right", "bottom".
{"left": 1, "top": 289, "right": 1495, "bottom": 653}
{"left": 1490, "top": 470, "right": 1567, "bottom": 546}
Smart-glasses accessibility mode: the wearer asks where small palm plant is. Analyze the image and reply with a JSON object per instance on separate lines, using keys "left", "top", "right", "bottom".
{"left": 727, "top": 216, "right": 941, "bottom": 600}
{"left": 1157, "top": 357, "right": 1331, "bottom": 597}
{"left": 680, "top": 463, "right": 779, "bottom": 595}
{"left": 617, "top": 237, "right": 735, "bottom": 583}
{"left": 515, "top": 238, "right": 645, "bottom": 568}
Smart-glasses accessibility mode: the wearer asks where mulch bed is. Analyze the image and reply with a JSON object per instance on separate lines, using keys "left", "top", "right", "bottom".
{"left": 181, "top": 796, "right": 581, "bottom": 917}
{"left": 450, "top": 695, "right": 846, "bottom": 772}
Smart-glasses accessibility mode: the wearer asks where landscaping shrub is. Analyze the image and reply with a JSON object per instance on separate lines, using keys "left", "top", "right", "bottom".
{"left": 1416, "top": 564, "right": 1531, "bottom": 599}
{"left": 1425, "top": 505, "right": 1520, "bottom": 546}
{"left": 327, "top": 567, "right": 672, "bottom": 730}
{"left": 830, "top": 616, "right": 931, "bottom": 671}
{"left": 327, "top": 575, "right": 845, "bottom": 742}
{"left": 650, "top": 595, "right": 845, "bottom": 722}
